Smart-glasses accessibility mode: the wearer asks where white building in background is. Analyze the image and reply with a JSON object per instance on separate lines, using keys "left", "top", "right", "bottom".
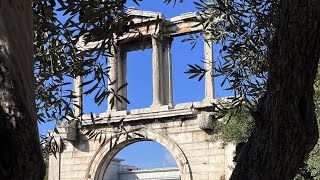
{"left": 104, "top": 158, "right": 180, "bottom": 180}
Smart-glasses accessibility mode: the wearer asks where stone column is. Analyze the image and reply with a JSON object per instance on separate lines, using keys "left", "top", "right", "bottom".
{"left": 118, "top": 46, "right": 128, "bottom": 110}
{"left": 74, "top": 75, "right": 83, "bottom": 117}
{"left": 151, "top": 35, "right": 162, "bottom": 107}
{"left": 163, "top": 38, "right": 173, "bottom": 108}
{"left": 108, "top": 47, "right": 118, "bottom": 111}
{"left": 168, "top": 51, "right": 173, "bottom": 107}
{"left": 204, "top": 39, "right": 214, "bottom": 101}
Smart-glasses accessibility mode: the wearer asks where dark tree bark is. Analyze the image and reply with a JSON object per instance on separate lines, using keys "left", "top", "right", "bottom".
{"left": 231, "top": 1, "right": 320, "bottom": 180}
{"left": 0, "top": 1, "right": 45, "bottom": 179}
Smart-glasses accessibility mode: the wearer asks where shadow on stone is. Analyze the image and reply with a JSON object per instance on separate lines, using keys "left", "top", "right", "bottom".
{"left": 72, "top": 132, "right": 90, "bottom": 152}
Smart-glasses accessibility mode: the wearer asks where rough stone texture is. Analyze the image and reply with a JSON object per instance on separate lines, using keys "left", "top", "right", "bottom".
{"left": 197, "top": 113, "right": 214, "bottom": 130}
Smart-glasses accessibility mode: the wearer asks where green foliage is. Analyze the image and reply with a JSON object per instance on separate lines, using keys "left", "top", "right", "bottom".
{"left": 294, "top": 66, "right": 320, "bottom": 180}
{"left": 295, "top": 162, "right": 315, "bottom": 180}
{"left": 301, "top": 66, "right": 320, "bottom": 180}
{"left": 213, "top": 107, "right": 253, "bottom": 144}
{"left": 212, "top": 72, "right": 320, "bottom": 178}
{"left": 33, "top": 0, "right": 182, "bottom": 156}
{"left": 185, "top": 0, "right": 276, "bottom": 116}
{"left": 212, "top": 94, "right": 319, "bottom": 179}
{"left": 33, "top": 0, "right": 131, "bottom": 123}
{"left": 307, "top": 145, "right": 320, "bottom": 179}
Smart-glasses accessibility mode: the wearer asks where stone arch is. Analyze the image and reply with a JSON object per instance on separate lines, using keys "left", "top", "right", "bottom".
{"left": 85, "top": 128, "right": 192, "bottom": 180}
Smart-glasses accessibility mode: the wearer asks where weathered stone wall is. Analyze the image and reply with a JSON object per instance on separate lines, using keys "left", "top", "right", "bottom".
{"left": 49, "top": 103, "right": 235, "bottom": 180}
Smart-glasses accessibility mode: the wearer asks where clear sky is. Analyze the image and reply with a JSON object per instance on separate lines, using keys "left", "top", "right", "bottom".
{"left": 39, "top": 0, "right": 231, "bottom": 170}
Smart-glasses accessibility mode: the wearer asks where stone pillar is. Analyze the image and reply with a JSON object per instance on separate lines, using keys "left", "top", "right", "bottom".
{"left": 163, "top": 38, "right": 173, "bottom": 108}
{"left": 151, "top": 35, "right": 162, "bottom": 107}
{"left": 108, "top": 47, "right": 119, "bottom": 111}
{"left": 168, "top": 52, "right": 173, "bottom": 107}
{"left": 204, "top": 39, "right": 214, "bottom": 101}
{"left": 74, "top": 75, "right": 83, "bottom": 117}
{"left": 118, "top": 46, "right": 128, "bottom": 110}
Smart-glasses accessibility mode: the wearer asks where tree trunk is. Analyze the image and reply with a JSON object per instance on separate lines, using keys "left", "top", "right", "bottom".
{"left": 0, "top": 1, "right": 45, "bottom": 179}
{"left": 231, "top": 1, "right": 320, "bottom": 179}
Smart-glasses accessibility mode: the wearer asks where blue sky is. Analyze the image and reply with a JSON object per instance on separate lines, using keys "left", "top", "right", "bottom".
{"left": 39, "top": 0, "right": 231, "bottom": 170}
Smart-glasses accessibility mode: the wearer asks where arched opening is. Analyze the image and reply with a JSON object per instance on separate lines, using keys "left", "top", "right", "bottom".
{"left": 104, "top": 141, "right": 180, "bottom": 180}
{"left": 86, "top": 129, "right": 191, "bottom": 180}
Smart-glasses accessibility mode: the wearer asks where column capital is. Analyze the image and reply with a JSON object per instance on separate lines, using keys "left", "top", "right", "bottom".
{"left": 163, "top": 37, "right": 173, "bottom": 48}
{"left": 152, "top": 32, "right": 165, "bottom": 42}
{"left": 203, "top": 32, "right": 213, "bottom": 41}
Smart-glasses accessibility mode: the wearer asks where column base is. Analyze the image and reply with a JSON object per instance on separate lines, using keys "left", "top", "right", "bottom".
{"left": 150, "top": 104, "right": 170, "bottom": 112}
{"left": 103, "top": 110, "right": 128, "bottom": 117}
{"left": 150, "top": 101, "right": 161, "bottom": 108}
{"left": 203, "top": 97, "right": 214, "bottom": 103}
